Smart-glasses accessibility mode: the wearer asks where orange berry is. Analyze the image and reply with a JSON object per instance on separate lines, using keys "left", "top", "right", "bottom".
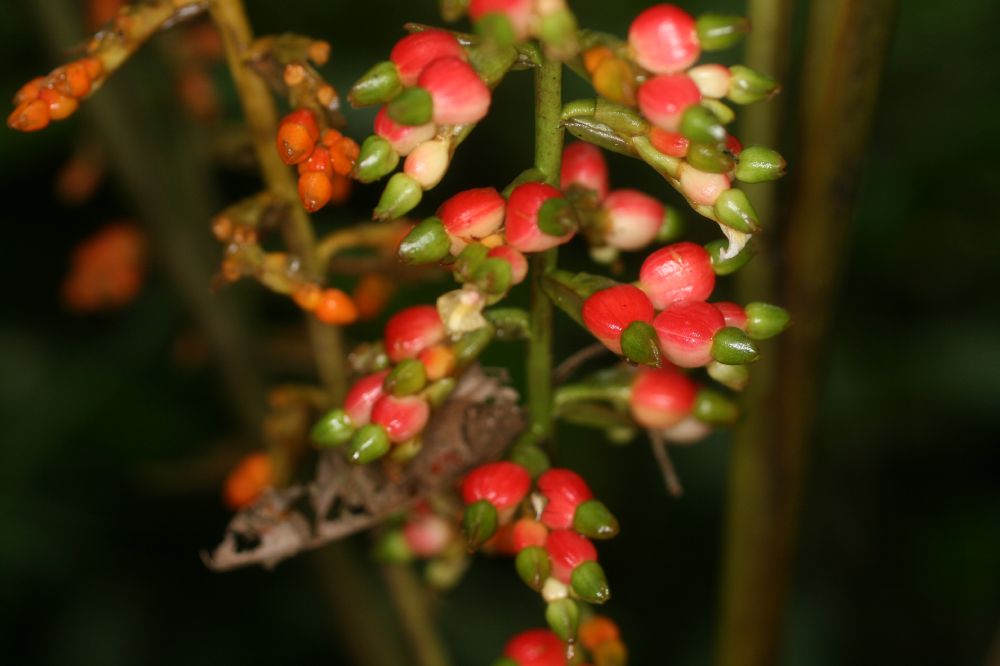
{"left": 39, "top": 88, "right": 79, "bottom": 121}
{"left": 297, "top": 145, "right": 332, "bottom": 175}
{"left": 14, "top": 77, "right": 44, "bottom": 105}
{"left": 56, "top": 154, "right": 104, "bottom": 204}
{"left": 276, "top": 109, "right": 320, "bottom": 165}
{"left": 314, "top": 288, "right": 358, "bottom": 325}
{"left": 592, "top": 639, "right": 627, "bottom": 666}
{"left": 352, "top": 272, "right": 396, "bottom": 320}
{"left": 297, "top": 171, "right": 333, "bottom": 212}
{"left": 292, "top": 283, "right": 322, "bottom": 310}
{"left": 583, "top": 45, "right": 614, "bottom": 75}
{"left": 80, "top": 57, "right": 104, "bottom": 81}
{"left": 62, "top": 223, "right": 145, "bottom": 312}
{"left": 320, "top": 128, "right": 342, "bottom": 148}
{"left": 52, "top": 62, "right": 92, "bottom": 98}
{"left": 223, "top": 452, "right": 274, "bottom": 510}
{"left": 329, "top": 136, "right": 360, "bottom": 176}
{"left": 579, "top": 616, "right": 620, "bottom": 652}
{"left": 308, "top": 40, "right": 331, "bottom": 65}
{"left": 283, "top": 63, "right": 306, "bottom": 86}
{"left": 220, "top": 256, "right": 242, "bottom": 282}
{"left": 211, "top": 215, "right": 234, "bottom": 242}
{"left": 329, "top": 173, "right": 351, "bottom": 204}
{"left": 317, "top": 84, "right": 337, "bottom": 108}
{"left": 417, "top": 344, "right": 456, "bottom": 380}
{"left": 8, "top": 99, "right": 50, "bottom": 132}
{"left": 592, "top": 57, "right": 637, "bottom": 106}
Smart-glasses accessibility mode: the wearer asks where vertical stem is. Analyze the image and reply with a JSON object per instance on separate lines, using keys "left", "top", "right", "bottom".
{"left": 527, "top": 55, "right": 563, "bottom": 447}
{"left": 382, "top": 565, "right": 452, "bottom": 666}
{"left": 717, "top": 2, "right": 897, "bottom": 666}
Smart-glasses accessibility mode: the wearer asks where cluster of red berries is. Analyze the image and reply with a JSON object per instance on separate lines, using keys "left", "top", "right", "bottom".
{"left": 8, "top": 57, "right": 104, "bottom": 132}
{"left": 275, "top": 108, "right": 358, "bottom": 212}
{"left": 496, "top": 615, "right": 626, "bottom": 666}
{"left": 311, "top": 304, "right": 492, "bottom": 463}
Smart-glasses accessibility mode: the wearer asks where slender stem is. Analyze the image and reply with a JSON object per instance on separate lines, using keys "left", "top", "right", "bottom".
{"left": 527, "top": 55, "right": 563, "bottom": 448}
{"left": 209, "top": 0, "right": 346, "bottom": 400}
{"left": 382, "top": 565, "right": 452, "bottom": 666}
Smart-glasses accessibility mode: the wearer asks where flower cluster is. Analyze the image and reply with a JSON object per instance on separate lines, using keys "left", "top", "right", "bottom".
{"left": 8, "top": 57, "right": 104, "bottom": 132}
{"left": 275, "top": 108, "right": 358, "bottom": 212}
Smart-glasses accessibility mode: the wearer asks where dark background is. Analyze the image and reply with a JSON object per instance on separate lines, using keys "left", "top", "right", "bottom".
{"left": 1, "top": 0, "right": 998, "bottom": 664}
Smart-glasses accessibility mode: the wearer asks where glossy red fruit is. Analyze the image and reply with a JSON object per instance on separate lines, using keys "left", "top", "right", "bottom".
{"left": 537, "top": 469, "right": 593, "bottom": 530}
{"left": 637, "top": 74, "right": 701, "bottom": 132}
{"left": 582, "top": 284, "right": 655, "bottom": 354}
{"left": 461, "top": 461, "right": 531, "bottom": 511}
{"left": 713, "top": 301, "right": 748, "bottom": 329}
{"left": 629, "top": 366, "right": 697, "bottom": 428}
{"left": 371, "top": 394, "right": 430, "bottom": 443}
{"left": 602, "top": 189, "right": 664, "bottom": 251}
{"left": 638, "top": 242, "right": 715, "bottom": 309}
{"left": 298, "top": 145, "right": 332, "bottom": 175}
{"left": 390, "top": 29, "right": 467, "bottom": 87}
{"left": 417, "top": 57, "right": 491, "bottom": 126}
{"left": 437, "top": 187, "right": 506, "bottom": 250}
{"left": 648, "top": 127, "right": 689, "bottom": 157}
{"left": 503, "top": 629, "right": 567, "bottom": 666}
{"left": 384, "top": 305, "right": 446, "bottom": 362}
{"left": 374, "top": 107, "right": 437, "bottom": 156}
{"left": 545, "top": 529, "right": 597, "bottom": 584}
{"left": 504, "top": 182, "right": 575, "bottom": 253}
{"left": 469, "top": 0, "right": 535, "bottom": 40}
{"left": 344, "top": 370, "right": 390, "bottom": 426}
{"left": 560, "top": 142, "right": 609, "bottom": 201}
{"left": 653, "top": 300, "right": 726, "bottom": 367}
{"left": 276, "top": 109, "right": 320, "bottom": 165}
{"left": 487, "top": 245, "right": 528, "bottom": 285}
{"left": 628, "top": 3, "right": 700, "bottom": 74}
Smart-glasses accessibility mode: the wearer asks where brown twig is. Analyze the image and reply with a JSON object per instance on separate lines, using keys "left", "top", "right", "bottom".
{"left": 649, "top": 430, "right": 684, "bottom": 498}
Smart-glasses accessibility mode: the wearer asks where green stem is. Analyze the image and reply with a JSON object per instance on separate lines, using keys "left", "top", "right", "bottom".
{"left": 526, "top": 55, "right": 563, "bottom": 448}
{"left": 382, "top": 564, "right": 452, "bottom": 666}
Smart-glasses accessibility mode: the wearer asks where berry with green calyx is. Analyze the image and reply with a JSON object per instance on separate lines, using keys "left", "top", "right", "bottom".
{"left": 536, "top": 197, "right": 578, "bottom": 237}
{"left": 348, "top": 423, "right": 391, "bottom": 464}
{"left": 545, "top": 529, "right": 609, "bottom": 603}
{"left": 384, "top": 358, "right": 427, "bottom": 396}
{"left": 571, "top": 560, "right": 611, "bottom": 604}
{"left": 462, "top": 499, "right": 499, "bottom": 550}
{"left": 473, "top": 257, "right": 514, "bottom": 296}
{"left": 374, "top": 173, "right": 423, "bottom": 220}
{"left": 637, "top": 74, "right": 702, "bottom": 133}
{"left": 714, "top": 188, "right": 761, "bottom": 233}
{"left": 387, "top": 87, "right": 434, "bottom": 126}
{"left": 638, "top": 241, "right": 716, "bottom": 309}
{"left": 735, "top": 145, "right": 787, "bottom": 183}
{"left": 686, "top": 142, "right": 735, "bottom": 174}
{"left": 653, "top": 301, "right": 726, "bottom": 367}
{"left": 515, "top": 546, "right": 552, "bottom": 591}
{"left": 399, "top": 217, "right": 452, "bottom": 264}
{"left": 696, "top": 13, "right": 750, "bottom": 50}
{"left": 310, "top": 408, "right": 354, "bottom": 447}
{"left": 745, "top": 302, "right": 791, "bottom": 339}
{"left": 538, "top": 468, "right": 619, "bottom": 538}
{"left": 354, "top": 135, "right": 399, "bottom": 183}
{"left": 349, "top": 61, "right": 402, "bottom": 107}
{"left": 710, "top": 326, "right": 760, "bottom": 365}
{"left": 621, "top": 320, "right": 662, "bottom": 367}
{"left": 582, "top": 284, "right": 655, "bottom": 355}
{"left": 461, "top": 461, "right": 531, "bottom": 548}
{"left": 545, "top": 598, "right": 580, "bottom": 642}
{"left": 728, "top": 65, "right": 781, "bottom": 105}
{"left": 680, "top": 104, "right": 726, "bottom": 144}
{"left": 390, "top": 28, "right": 467, "bottom": 87}
{"left": 371, "top": 394, "right": 430, "bottom": 443}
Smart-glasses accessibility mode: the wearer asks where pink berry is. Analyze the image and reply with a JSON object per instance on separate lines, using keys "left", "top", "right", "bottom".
{"left": 384, "top": 305, "right": 446, "bottom": 362}
{"left": 371, "top": 394, "right": 430, "bottom": 443}
{"left": 638, "top": 242, "right": 715, "bottom": 309}
{"left": 713, "top": 301, "right": 748, "bottom": 329}
{"left": 461, "top": 461, "right": 532, "bottom": 511}
{"left": 628, "top": 3, "right": 700, "bottom": 74}
{"left": 629, "top": 366, "right": 697, "bottom": 429}
{"left": 512, "top": 518, "right": 549, "bottom": 551}
{"left": 602, "top": 189, "right": 664, "bottom": 251}
{"left": 538, "top": 469, "right": 593, "bottom": 531}
{"left": 390, "top": 29, "right": 466, "bottom": 87}
{"left": 469, "top": 0, "right": 534, "bottom": 40}
{"left": 653, "top": 301, "right": 726, "bottom": 367}
{"left": 582, "top": 284, "right": 655, "bottom": 354}
{"left": 374, "top": 107, "right": 437, "bottom": 156}
{"left": 637, "top": 74, "right": 701, "bottom": 132}
{"left": 503, "top": 182, "right": 576, "bottom": 253}
{"left": 545, "top": 529, "right": 597, "bottom": 584}
{"left": 417, "top": 57, "right": 491, "bottom": 126}
{"left": 343, "top": 370, "right": 390, "bottom": 425}
{"left": 403, "top": 511, "right": 453, "bottom": 557}
{"left": 560, "top": 142, "right": 609, "bottom": 201}
{"left": 487, "top": 245, "right": 529, "bottom": 285}
{"left": 503, "top": 629, "right": 567, "bottom": 666}
{"left": 678, "top": 163, "right": 730, "bottom": 206}
{"left": 437, "top": 187, "right": 506, "bottom": 250}
{"left": 404, "top": 138, "right": 450, "bottom": 189}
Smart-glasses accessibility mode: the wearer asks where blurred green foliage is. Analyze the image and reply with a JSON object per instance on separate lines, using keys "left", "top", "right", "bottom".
{"left": 0, "top": 1, "right": 998, "bottom": 664}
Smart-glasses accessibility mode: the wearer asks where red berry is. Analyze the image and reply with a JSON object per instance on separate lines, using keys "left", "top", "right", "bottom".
{"left": 487, "top": 245, "right": 528, "bottom": 285}
{"left": 638, "top": 242, "right": 715, "bottom": 309}
{"left": 653, "top": 301, "right": 726, "bottom": 367}
{"left": 469, "top": 0, "right": 535, "bottom": 40}
{"left": 417, "top": 57, "right": 491, "bottom": 126}
{"left": 390, "top": 29, "right": 467, "bottom": 87}
{"left": 371, "top": 394, "right": 430, "bottom": 443}
{"left": 512, "top": 518, "right": 549, "bottom": 551}
{"left": 713, "top": 301, "right": 748, "bottom": 329}
{"left": 628, "top": 4, "right": 700, "bottom": 74}
{"left": 725, "top": 134, "right": 743, "bottom": 155}
{"left": 538, "top": 469, "right": 593, "bottom": 531}
{"left": 560, "top": 142, "right": 609, "bottom": 201}
{"left": 461, "top": 461, "right": 531, "bottom": 511}
{"left": 637, "top": 74, "right": 701, "bottom": 132}
{"left": 545, "top": 529, "right": 597, "bottom": 584}
{"left": 384, "top": 305, "right": 446, "bottom": 362}
{"left": 602, "top": 189, "right": 664, "bottom": 251}
{"left": 344, "top": 370, "right": 390, "bottom": 426}
{"left": 437, "top": 187, "right": 506, "bottom": 250}
{"left": 298, "top": 145, "right": 332, "bottom": 175}
{"left": 504, "top": 182, "right": 575, "bottom": 253}
{"left": 503, "top": 629, "right": 567, "bottom": 666}
{"left": 648, "top": 127, "right": 690, "bottom": 157}
{"left": 629, "top": 366, "right": 697, "bottom": 429}
{"left": 582, "top": 284, "right": 655, "bottom": 354}
{"left": 374, "top": 107, "right": 437, "bottom": 156}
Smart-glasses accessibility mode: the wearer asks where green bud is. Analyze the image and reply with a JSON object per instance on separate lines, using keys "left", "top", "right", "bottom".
{"left": 657, "top": 206, "right": 684, "bottom": 242}
{"left": 728, "top": 65, "right": 780, "bottom": 105}
{"left": 621, "top": 320, "right": 661, "bottom": 367}
{"left": 454, "top": 243, "right": 489, "bottom": 280}
{"left": 693, "top": 387, "right": 740, "bottom": 424}
{"left": 473, "top": 257, "right": 513, "bottom": 296}
{"left": 310, "top": 408, "right": 354, "bottom": 447}
{"left": 537, "top": 197, "right": 578, "bottom": 237}
{"left": 474, "top": 12, "right": 517, "bottom": 48}
{"left": 385, "top": 358, "right": 427, "bottom": 396}
{"left": 696, "top": 13, "right": 751, "bottom": 51}
{"left": 348, "top": 423, "right": 391, "bottom": 464}
{"left": 573, "top": 499, "right": 620, "bottom": 539}
{"left": 354, "top": 135, "right": 399, "bottom": 183}
{"left": 424, "top": 377, "right": 456, "bottom": 407}
{"left": 745, "top": 302, "right": 791, "bottom": 339}
{"left": 714, "top": 188, "right": 761, "bottom": 233}
{"left": 594, "top": 98, "right": 650, "bottom": 136}
{"left": 508, "top": 441, "right": 551, "bottom": 477}
{"left": 711, "top": 326, "right": 760, "bottom": 365}
{"left": 373, "top": 530, "right": 412, "bottom": 563}
{"left": 735, "top": 145, "right": 786, "bottom": 183}
{"left": 399, "top": 216, "right": 451, "bottom": 264}
{"left": 570, "top": 560, "right": 610, "bottom": 604}
{"left": 386, "top": 87, "right": 434, "bottom": 126}
{"left": 686, "top": 142, "right": 735, "bottom": 174}
{"left": 374, "top": 173, "right": 422, "bottom": 221}
{"left": 680, "top": 105, "right": 726, "bottom": 144}
{"left": 453, "top": 323, "right": 495, "bottom": 368}
{"left": 463, "top": 499, "right": 498, "bottom": 550}
{"left": 515, "top": 546, "right": 552, "bottom": 591}
{"left": 707, "top": 361, "right": 750, "bottom": 391}
{"left": 706, "top": 238, "right": 755, "bottom": 275}
{"left": 349, "top": 60, "right": 402, "bottom": 107}
{"left": 702, "top": 98, "right": 736, "bottom": 125}
{"left": 484, "top": 307, "right": 531, "bottom": 340}
{"left": 389, "top": 436, "right": 422, "bottom": 463}
{"left": 545, "top": 598, "right": 580, "bottom": 642}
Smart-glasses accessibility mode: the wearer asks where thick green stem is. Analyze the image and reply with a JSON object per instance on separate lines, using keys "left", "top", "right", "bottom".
{"left": 718, "top": 2, "right": 898, "bottom": 665}
{"left": 527, "top": 55, "right": 564, "bottom": 447}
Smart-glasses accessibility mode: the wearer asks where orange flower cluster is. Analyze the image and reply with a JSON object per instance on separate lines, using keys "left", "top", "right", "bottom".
{"left": 62, "top": 223, "right": 145, "bottom": 312}
{"left": 223, "top": 452, "right": 274, "bottom": 510}
{"left": 276, "top": 109, "right": 358, "bottom": 212}
{"left": 292, "top": 283, "right": 358, "bottom": 325}
{"left": 8, "top": 57, "right": 104, "bottom": 132}
{"left": 579, "top": 616, "right": 628, "bottom": 666}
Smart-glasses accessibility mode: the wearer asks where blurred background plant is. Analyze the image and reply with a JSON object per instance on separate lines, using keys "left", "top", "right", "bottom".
{"left": 1, "top": 0, "right": 998, "bottom": 665}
